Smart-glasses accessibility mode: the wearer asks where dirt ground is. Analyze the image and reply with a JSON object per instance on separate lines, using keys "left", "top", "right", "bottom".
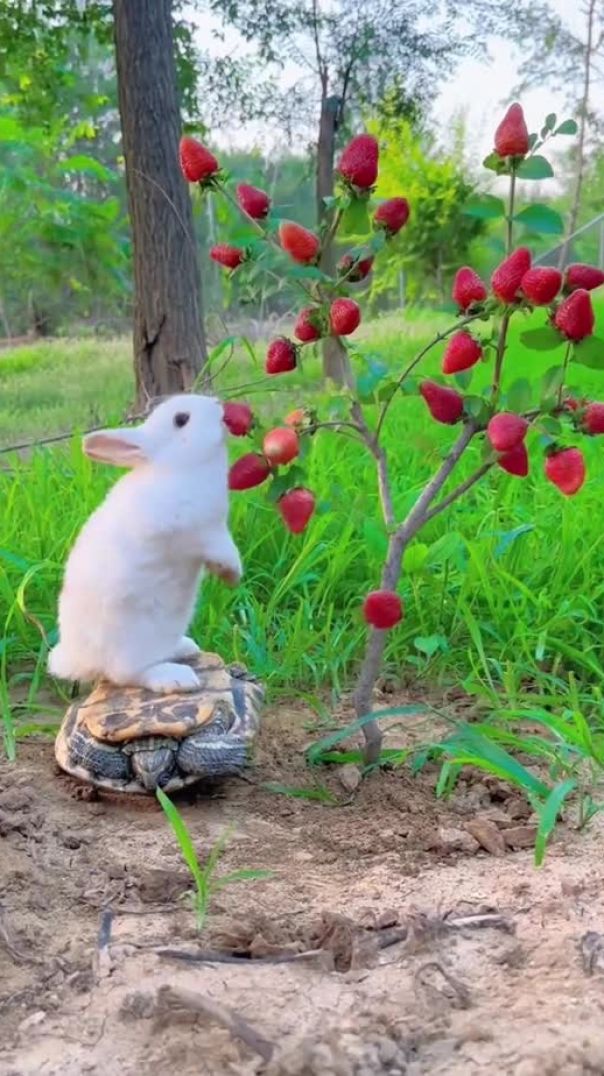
{"left": 2, "top": 699, "right": 604, "bottom": 1076}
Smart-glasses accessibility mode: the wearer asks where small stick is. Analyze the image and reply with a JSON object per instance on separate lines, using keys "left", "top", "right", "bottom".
{"left": 157, "top": 984, "right": 275, "bottom": 1063}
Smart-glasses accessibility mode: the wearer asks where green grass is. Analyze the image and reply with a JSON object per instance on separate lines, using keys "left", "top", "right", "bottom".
{"left": 2, "top": 304, "right": 604, "bottom": 753}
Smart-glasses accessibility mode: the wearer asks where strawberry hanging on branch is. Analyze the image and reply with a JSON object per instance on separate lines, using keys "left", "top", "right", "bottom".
{"left": 179, "top": 104, "right": 603, "bottom": 768}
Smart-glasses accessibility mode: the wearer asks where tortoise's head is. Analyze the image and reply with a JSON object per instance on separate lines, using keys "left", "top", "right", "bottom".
{"left": 83, "top": 394, "right": 227, "bottom": 470}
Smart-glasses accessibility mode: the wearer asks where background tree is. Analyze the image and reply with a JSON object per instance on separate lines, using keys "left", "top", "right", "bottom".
{"left": 113, "top": 0, "right": 207, "bottom": 402}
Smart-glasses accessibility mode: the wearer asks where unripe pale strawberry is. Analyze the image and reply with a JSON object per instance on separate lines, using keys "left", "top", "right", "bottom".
{"left": 494, "top": 103, "right": 529, "bottom": 157}
{"left": 284, "top": 408, "right": 307, "bottom": 428}
{"left": 521, "top": 267, "right": 562, "bottom": 305}
{"left": 487, "top": 413, "right": 528, "bottom": 452}
{"left": 266, "top": 337, "right": 298, "bottom": 375}
{"left": 497, "top": 442, "right": 529, "bottom": 477}
{"left": 223, "top": 402, "right": 253, "bottom": 436}
{"left": 491, "top": 247, "right": 532, "bottom": 303}
{"left": 583, "top": 402, "right": 604, "bottom": 435}
{"left": 279, "top": 220, "right": 320, "bottom": 264}
{"left": 210, "top": 244, "right": 245, "bottom": 271}
{"left": 363, "top": 590, "right": 403, "bottom": 629}
{"left": 544, "top": 447, "right": 585, "bottom": 496}
{"left": 452, "top": 267, "right": 488, "bottom": 311}
{"left": 294, "top": 307, "right": 324, "bottom": 343}
{"left": 278, "top": 488, "right": 316, "bottom": 533}
{"left": 263, "top": 427, "right": 300, "bottom": 465}
{"left": 442, "top": 332, "right": 482, "bottom": 374}
{"left": 330, "top": 298, "right": 361, "bottom": 336}
{"left": 564, "top": 264, "right": 604, "bottom": 293}
{"left": 419, "top": 381, "right": 464, "bottom": 425}
{"left": 179, "top": 137, "right": 219, "bottom": 182}
{"left": 553, "top": 289, "right": 595, "bottom": 341}
{"left": 228, "top": 453, "right": 271, "bottom": 491}
{"left": 236, "top": 183, "right": 270, "bottom": 219}
{"left": 337, "top": 134, "right": 379, "bottom": 189}
{"left": 374, "top": 197, "right": 410, "bottom": 236}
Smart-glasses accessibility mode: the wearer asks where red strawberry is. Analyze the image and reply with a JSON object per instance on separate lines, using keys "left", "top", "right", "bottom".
{"left": 337, "top": 134, "right": 379, "bottom": 190}
{"left": 228, "top": 453, "right": 271, "bottom": 491}
{"left": 278, "top": 488, "right": 316, "bottom": 534}
{"left": 491, "top": 247, "right": 532, "bottom": 303}
{"left": 562, "top": 395, "right": 581, "bottom": 412}
{"left": 564, "top": 264, "right": 604, "bottom": 293}
{"left": 521, "top": 267, "right": 562, "bottom": 306}
{"left": 210, "top": 244, "right": 245, "bottom": 271}
{"left": 494, "top": 103, "right": 529, "bottom": 158}
{"left": 294, "top": 307, "right": 324, "bottom": 343}
{"left": 374, "top": 198, "right": 410, "bottom": 236}
{"left": 236, "top": 183, "right": 270, "bottom": 220}
{"left": 363, "top": 590, "right": 403, "bottom": 630}
{"left": 442, "top": 332, "right": 483, "bottom": 374}
{"left": 553, "top": 289, "right": 595, "bottom": 342}
{"left": 330, "top": 298, "right": 361, "bottom": 336}
{"left": 263, "top": 427, "right": 300, "bottom": 466}
{"left": 544, "top": 447, "right": 585, "bottom": 496}
{"left": 337, "top": 252, "right": 374, "bottom": 282}
{"left": 452, "top": 267, "right": 488, "bottom": 311}
{"left": 497, "top": 442, "right": 529, "bottom": 477}
{"left": 279, "top": 220, "right": 320, "bottom": 264}
{"left": 223, "top": 402, "right": 253, "bottom": 436}
{"left": 266, "top": 337, "right": 298, "bottom": 375}
{"left": 179, "top": 137, "right": 219, "bottom": 182}
{"left": 419, "top": 381, "right": 464, "bottom": 425}
{"left": 487, "top": 413, "right": 528, "bottom": 452}
{"left": 583, "top": 402, "right": 604, "bottom": 435}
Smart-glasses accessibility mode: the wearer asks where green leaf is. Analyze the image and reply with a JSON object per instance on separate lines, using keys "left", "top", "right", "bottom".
{"left": 506, "top": 378, "right": 532, "bottom": 412}
{"left": 444, "top": 726, "right": 550, "bottom": 798}
{"left": 555, "top": 119, "right": 578, "bottom": 136}
{"left": 403, "top": 543, "right": 429, "bottom": 574}
{"left": 463, "top": 194, "right": 506, "bottom": 220}
{"left": 534, "top": 779, "right": 576, "bottom": 866}
{"left": 60, "top": 154, "right": 115, "bottom": 183}
{"left": 424, "top": 532, "right": 466, "bottom": 569}
{"left": 341, "top": 197, "right": 370, "bottom": 236}
{"left": 156, "top": 788, "right": 203, "bottom": 891}
{"left": 520, "top": 326, "right": 564, "bottom": 351}
{"left": 288, "top": 265, "right": 327, "bottom": 281}
{"left": 482, "top": 152, "right": 508, "bottom": 175}
{"left": 540, "top": 415, "right": 562, "bottom": 436}
{"left": 414, "top": 634, "right": 448, "bottom": 658}
{"left": 362, "top": 519, "right": 388, "bottom": 559}
{"left": 357, "top": 358, "right": 389, "bottom": 400}
{"left": 516, "top": 155, "right": 554, "bottom": 180}
{"left": 463, "top": 395, "right": 491, "bottom": 425}
{"left": 545, "top": 113, "right": 557, "bottom": 131}
{"left": 514, "top": 203, "right": 564, "bottom": 235}
{"left": 454, "top": 369, "right": 473, "bottom": 391}
{"left": 541, "top": 365, "right": 565, "bottom": 400}
{"left": 573, "top": 337, "right": 604, "bottom": 370}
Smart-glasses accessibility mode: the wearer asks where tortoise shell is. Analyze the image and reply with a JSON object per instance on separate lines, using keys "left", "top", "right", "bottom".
{"left": 54, "top": 652, "right": 263, "bottom": 794}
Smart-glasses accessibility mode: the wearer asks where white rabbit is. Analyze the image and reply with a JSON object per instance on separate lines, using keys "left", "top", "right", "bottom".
{"left": 48, "top": 394, "right": 242, "bottom": 694}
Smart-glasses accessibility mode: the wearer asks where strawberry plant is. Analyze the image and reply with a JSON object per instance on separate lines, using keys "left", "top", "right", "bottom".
{"left": 179, "top": 103, "right": 604, "bottom": 768}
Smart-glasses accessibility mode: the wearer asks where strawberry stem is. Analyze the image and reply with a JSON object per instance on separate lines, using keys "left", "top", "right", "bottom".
{"left": 506, "top": 169, "right": 517, "bottom": 256}
{"left": 557, "top": 342, "right": 573, "bottom": 406}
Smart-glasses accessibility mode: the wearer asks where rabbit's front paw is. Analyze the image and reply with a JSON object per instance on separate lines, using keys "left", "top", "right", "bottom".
{"left": 171, "top": 636, "right": 202, "bottom": 661}
{"left": 140, "top": 662, "right": 200, "bottom": 694}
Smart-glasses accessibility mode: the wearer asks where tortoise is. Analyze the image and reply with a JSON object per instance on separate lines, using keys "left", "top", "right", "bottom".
{"left": 54, "top": 652, "right": 263, "bottom": 794}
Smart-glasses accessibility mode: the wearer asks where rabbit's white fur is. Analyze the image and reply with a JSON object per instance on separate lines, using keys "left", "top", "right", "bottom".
{"left": 48, "top": 394, "right": 242, "bottom": 693}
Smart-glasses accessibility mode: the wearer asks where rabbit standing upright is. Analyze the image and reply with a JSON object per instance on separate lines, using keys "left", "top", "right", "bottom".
{"left": 48, "top": 394, "right": 242, "bottom": 693}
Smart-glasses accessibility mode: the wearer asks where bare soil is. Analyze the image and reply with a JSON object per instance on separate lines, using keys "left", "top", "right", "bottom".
{"left": 2, "top": 699, "right": 604, "bottom": 1076}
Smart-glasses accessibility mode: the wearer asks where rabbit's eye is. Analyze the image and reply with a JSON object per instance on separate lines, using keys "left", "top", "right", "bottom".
{"left": 174, "top": 412, "right": 190, "bottom": 429}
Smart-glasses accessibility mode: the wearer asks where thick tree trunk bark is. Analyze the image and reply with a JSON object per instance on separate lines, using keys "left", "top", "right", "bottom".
{"left": 558, "top": 0, "right": 597, "bottom": 270}
{"left": 113, "top": 0, "right": 207, "bottom": 405}
{"left": 316, "top": 93, "right": 352, "bottom": 387}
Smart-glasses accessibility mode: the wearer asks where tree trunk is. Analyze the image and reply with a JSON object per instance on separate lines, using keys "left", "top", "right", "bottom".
{"left": 113, "top": 0, "right": 207, "bottom": 405}
{"left": 558, "top": 0, "right": 597, "bottom": 269}
{"left": 316, "top": 93, "right": 352, "bottom": 387}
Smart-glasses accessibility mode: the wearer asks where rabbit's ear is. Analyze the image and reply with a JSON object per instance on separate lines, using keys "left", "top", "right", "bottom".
{"left": 83, "top": 428, "right": 148, "bottom": 468}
